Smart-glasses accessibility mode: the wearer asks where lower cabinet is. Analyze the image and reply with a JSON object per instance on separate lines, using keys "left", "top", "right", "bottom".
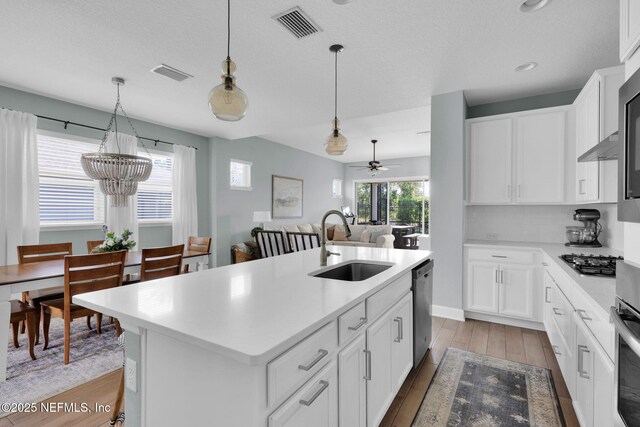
{"left": 499, "top": 264, "right": 534, "bottom": 318}
{"left": 338, "top": 334, "right": 367, "bottom": 427}
{"left": 574, "top": 313, "right": 614, "bottom": 427}
{"left": 269, "top": 360, "right": 338, "bottom": 427}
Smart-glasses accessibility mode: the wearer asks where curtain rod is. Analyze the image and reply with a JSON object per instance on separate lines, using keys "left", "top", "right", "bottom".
{"left": 35, "top": 114, "right": 198, "bottom": 150}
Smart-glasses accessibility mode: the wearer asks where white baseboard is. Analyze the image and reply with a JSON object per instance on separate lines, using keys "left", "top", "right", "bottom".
{"left": 464, "top": 311, "right": 545, "bottom": 331}
{"left": 432, "top": 305, "right": 465, "bottom": 321}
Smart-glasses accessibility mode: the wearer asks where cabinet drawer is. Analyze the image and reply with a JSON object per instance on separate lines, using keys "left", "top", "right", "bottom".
{"left": 268, "top": 360, "right": 338, "bottom": 427}
{"left": 571, "top": 288, "right": 615, "bottom": 361}
{"left": 467, "top": 247, "right": 535, "bottom": 264}
{"left": 366, "top": 273, "right": 411, "bottom": 321}
{"left": 267, "top": 321, "right": 338, "bottom": 407}
{"left": 550, "top": 282, "right": 573, "bottom": 345}
{"left": 339, "top": 301, "right": 367, "bottom": 346}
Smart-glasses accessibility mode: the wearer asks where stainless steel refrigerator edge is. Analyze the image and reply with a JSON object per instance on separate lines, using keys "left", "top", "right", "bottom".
{"left": 412, "top": 259, "right": 433, "bottom": 367}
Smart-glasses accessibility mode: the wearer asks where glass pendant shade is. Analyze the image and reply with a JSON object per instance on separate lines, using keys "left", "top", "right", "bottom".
{"left": 209, "top": 59, "right": 248, "bottom": 120}
{"left": 325, "top": 119, "right": 348, "bottom": 155}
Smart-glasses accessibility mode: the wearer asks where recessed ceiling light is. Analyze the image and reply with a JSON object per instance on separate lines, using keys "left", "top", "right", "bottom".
{"left": 519, "top": 0, "right": 550, "bottom": 13}
{"left": 514, "top": 62, "right": 538, "bottom": 72}
{"left": 332, "top": 0, "right": 354, "bottom": 4}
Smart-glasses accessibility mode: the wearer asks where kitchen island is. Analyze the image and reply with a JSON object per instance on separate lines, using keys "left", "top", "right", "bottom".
{"left": 74, "top": 246, "right": 432, "bottom": 427}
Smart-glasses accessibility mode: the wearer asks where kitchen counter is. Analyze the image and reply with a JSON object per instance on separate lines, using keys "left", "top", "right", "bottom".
{"left": 465, "top": 240, "right": 621, "bottom": 317}
{"left": 74, "top": 246, "right": 431, "bottom": 365}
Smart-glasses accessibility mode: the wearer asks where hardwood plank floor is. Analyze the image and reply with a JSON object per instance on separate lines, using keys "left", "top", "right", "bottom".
{"left": 383, "top": 317, "right": 579, "bottom": 427}
{"left": 2, "top": 317, "right": 578, "bottom": 427}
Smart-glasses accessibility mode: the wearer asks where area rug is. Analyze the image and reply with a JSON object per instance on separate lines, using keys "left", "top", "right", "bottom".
{"left": 412, "top": 348, "right": 565, "bottom": 427}
{"left": 1, "top": 317, "right": 122, "bottom": 417}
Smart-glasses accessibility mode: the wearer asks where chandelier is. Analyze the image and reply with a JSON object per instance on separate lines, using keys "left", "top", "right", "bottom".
{"left": 81, "top": 77, "right": 153, "bottom": 207}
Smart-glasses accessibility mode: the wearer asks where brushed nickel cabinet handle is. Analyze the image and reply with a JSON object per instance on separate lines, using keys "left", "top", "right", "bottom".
{"left": 577, "top": 309, "right": 593, "bottom": 321}
{"left": 363, "top": 349, "right": 372, "bottom": 380}
{"left": 394, "top": 317, "right": 403, "bottom": 342}
{"left": 542, "top": 262, "right": 549, "bottom": 266}
{"left": 552, "top": 345, "right": 561, "bottom": 355}
{"left": 299, "top": 380, "right": 329, "bottom": 406}
{"left": 553, "top": 307, "right": 562, "bottom": 316}
{"left": 500, "top": 269, "right": 504, "bottom": 284}
{"left": 545, "top": 287, "right": 551, "bottom": 303}
{"left": 578, "top": 345, "right": 590, "bottom": 379}
{"left": 298, "top": 349, "right": 328, "bottom": 371}
{"left": 492, "top": 255, "right": 508, "bottom": 258}
{"left": 348, "top": 317, "right": 368, "bottom": 331}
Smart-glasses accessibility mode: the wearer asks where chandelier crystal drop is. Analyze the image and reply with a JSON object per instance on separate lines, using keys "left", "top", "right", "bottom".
{"left": 209, "top": 0, "right": 248, "bottom": 121}
{"left": 80, "top": 77, "right": 152, "bottom": 207}
{"left": 325, "top": 44, "right": 347, "bottom": 155}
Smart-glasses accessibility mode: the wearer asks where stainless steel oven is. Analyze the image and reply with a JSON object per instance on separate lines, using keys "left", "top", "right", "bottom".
{"left": 612, "top": 260, "right": 640, "bottom": 426}
{"left": 619, "top": 66, "right": 640, "bottom": 222}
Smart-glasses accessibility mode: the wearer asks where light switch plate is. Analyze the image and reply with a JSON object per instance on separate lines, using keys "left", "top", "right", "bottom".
{"left": 126, "top": 357, "right": 137, "bottom": 392}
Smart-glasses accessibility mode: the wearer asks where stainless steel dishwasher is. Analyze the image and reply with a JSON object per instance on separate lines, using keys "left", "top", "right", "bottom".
{"left": 412, "top": 259, "right": 433, "bottom": 367}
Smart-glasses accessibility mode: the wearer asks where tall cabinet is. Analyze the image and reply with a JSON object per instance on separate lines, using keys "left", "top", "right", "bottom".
{"left": 620, "top": 0, "right": 640, "bottom": 62}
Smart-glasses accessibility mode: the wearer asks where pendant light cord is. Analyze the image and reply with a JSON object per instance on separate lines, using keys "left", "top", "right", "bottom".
{"left": 227, "top": 0, "right": 231, "bottom": 60}
{"left": 334, "top": 50, "right": 338, "bottom": 122}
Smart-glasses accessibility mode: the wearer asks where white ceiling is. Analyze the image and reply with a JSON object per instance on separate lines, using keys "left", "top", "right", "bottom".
{"left": 0, "top": 0, "right": 619, "bottom": 162}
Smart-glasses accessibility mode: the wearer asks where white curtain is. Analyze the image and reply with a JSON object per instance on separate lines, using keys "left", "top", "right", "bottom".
{"left": 172, "top": 145, "right": 198, "bottom": 245}
{"left": 0, "top": 109, "right": 39, "bottom": 265}
{"left": 105, "top": 131, "right": 139, "bottom": 249}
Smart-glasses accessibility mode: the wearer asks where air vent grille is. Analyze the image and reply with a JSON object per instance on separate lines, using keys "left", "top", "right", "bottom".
{"left": 150, "top": 64, "right": 193, "bottom": 82}
{"left": 273, "top": 7, "right": 321, "bottom": 39}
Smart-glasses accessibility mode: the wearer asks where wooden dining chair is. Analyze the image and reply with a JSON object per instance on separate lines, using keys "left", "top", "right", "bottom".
{"left": 140, "top": 244, "right": 185, "bottom": 282}
{"left": 255, "top": 230, "right": 288, "bottom": 258}
{"left": 9, "top": 300, "right": 36, "bottom": 360}
{"left": 86, "top": 240, "right": 104, "bottom": 253}
{"left": 17, "top": 242, "right": 74, "bottom": 343}
{"left": 286, "top": 232, "right": 321, "bottom": 252}
{"left": 183, "top": 236, "right": 212, "bottom": 273}
{"left": 40, "top": 251, "right": 126, "bottom": 365}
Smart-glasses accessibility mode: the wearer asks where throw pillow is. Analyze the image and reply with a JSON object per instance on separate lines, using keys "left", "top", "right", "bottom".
{"left": 311, "top": 224, "right": 322, "bottom": 235}
{"left": 360, "top": 228, "right": 372, "bottom": 243}
{"left": 333, "top": 226, "right": 349, "bottom": 241}
{"left": 369, "top": 228, "right": 387, "bottom": 244}
{"left": 326, "top": 224, "right": 336, "bottom": 240}
{"left": 298, "top": 224, "right": 313, "bottom": 233}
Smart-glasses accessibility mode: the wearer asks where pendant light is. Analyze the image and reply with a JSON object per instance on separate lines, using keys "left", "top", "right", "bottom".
{"left": 81, "top": 77, "right": 153, "bottom": 207}
{"left": 325, "top": 44, "right": 348, "bottom": 155}
{"left": 209, "top": 0, "right": 248, "bottom": 121}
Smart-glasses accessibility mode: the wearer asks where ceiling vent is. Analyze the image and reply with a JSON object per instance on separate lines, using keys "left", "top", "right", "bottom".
{"left": 273, "top": 7, "right": 321, "bottom": 39}
{"left": 150, "top": 64, "right": 193, "bottom": 82}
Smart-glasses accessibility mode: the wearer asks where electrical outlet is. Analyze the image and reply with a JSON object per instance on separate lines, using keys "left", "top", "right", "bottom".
{"left": 126, "top": 357, "right": 137, "bottom": 393}
{"left": 486, "top": 233, "right": 499, "bottom": 240}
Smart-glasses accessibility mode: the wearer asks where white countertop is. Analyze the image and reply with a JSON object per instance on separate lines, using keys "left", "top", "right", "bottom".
{"left": 465, "top": 240, "right": 621, "bottom": 316}
{"left": 74, "top": 247, "right": 431, "bottom": 365}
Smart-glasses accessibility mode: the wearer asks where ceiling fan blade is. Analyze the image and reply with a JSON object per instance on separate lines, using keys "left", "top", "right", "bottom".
{"left": 384, "top": 164, "right": 401, "bottom": 168}
{"left": 378, "top": 167, "right": 389, "bottom": 171}
{"left": 349, "top": 165, "right": 370, "bottom": 168}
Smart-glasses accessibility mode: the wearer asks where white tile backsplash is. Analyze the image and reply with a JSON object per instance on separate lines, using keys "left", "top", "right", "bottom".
{"left": 465, "top": 204, "right": 624, "bottom": 251}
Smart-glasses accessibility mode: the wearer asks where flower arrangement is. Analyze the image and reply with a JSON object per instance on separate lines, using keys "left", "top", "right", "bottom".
{"left": 93, "top": 225, "right": 137, "bottom": 252}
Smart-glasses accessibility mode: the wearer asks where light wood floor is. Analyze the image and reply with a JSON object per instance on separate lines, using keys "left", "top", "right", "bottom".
{"left": 380, "top": 316, "right": 580, "bottom": 427}
{"left": 1, "top": 317, "right": 579, "bottom": 427}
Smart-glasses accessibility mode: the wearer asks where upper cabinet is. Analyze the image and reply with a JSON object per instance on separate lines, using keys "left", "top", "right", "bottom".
{"left": 466, "top": 107, "right": 568, "bottom": 205}
{"left": 620, "top": 0, "right": 640, "bottom": 62}
{"left": 573, "top": 66, "right": 624, "bottom": 203}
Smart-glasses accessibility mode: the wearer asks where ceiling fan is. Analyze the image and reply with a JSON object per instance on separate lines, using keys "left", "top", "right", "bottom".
{"left": 349, "top": 140, "right": 399, "bottom": 176}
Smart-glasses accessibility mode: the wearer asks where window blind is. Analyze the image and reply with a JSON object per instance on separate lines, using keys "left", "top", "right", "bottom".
{"left": 137, "top": 151, "right": 173, "bottom": 221}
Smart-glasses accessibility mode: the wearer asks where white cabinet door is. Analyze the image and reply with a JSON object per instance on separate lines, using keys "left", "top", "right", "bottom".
{"left": 575, "top": 79, "right": 600, "bottom": 203}
{"left": 499, "top": 264, "right": 534, "bottom": 319}
{"left": 468, "top": 118, "right": 513, "bottom": 204}
{"left": 366, "top": 309, "right": 393, "bottom": 427}
{"left": 543, "top": 270, "right": 554, "bottom": 330}
{"left": 593, "top": 344, "right": 614, "bottom": 427}
{"left": 515, "top": 111, "right": 565, "bottom": 203}
{"left": 338, "top": 334, "right": 366, "bottom": 427}
{"left": 391, "top": 293, "right": 413, "bottom": 393}
{"left": 466, "top": 261, "right": 499, "bottom": 314}
{"left": 269, "top": 361, "right": 338, "bottom": 427}
{"left": 575, "top": 316, "right": 595, "bottom": 427}
{"left": 620, "top": 0, "right": 640, "bottom": 62}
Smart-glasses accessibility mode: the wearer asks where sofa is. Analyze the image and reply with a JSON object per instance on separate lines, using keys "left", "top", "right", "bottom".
{"left": 267, "top": 223, "right": 395, "bottom": 251}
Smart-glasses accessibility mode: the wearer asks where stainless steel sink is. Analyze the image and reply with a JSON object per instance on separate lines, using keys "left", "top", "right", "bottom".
{"left": 310, "top": 262, "right": 393, "bottom": 282}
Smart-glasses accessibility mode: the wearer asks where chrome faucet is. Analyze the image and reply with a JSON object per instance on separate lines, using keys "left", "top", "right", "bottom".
{"left": 320, "top": 210, "right": 352, "bottom": 266}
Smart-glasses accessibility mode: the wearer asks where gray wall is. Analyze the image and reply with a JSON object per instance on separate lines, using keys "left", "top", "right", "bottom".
{"left": 430, "top": 91, "right": 467, "bottom": 310}
{"left": 342, "top": 156, "right": 430, "bottom": 210}
{"left": 0, "top": 85, "right": 210, "bottom": 253}
{"left": 210, "top": 136, "right": 345, "bottom": 266}
{"left": 466, "top": 89, "right": 580, "bottom": 119}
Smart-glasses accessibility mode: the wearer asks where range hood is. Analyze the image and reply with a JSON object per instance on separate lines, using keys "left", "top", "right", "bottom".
{"left": 577, "top": 132, "right": 618, "bottom": 162}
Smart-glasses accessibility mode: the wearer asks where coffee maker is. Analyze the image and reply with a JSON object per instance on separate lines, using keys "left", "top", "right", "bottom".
{"left": 565, "top": 209, "right": 602, "bottom": 248}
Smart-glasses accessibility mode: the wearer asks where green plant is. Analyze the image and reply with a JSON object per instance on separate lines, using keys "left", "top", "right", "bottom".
{"left": 250, "top": 226, "right": 263, "bottom": 238}
{"left": 93, "top": 226, "right": 137, "bottom": 252}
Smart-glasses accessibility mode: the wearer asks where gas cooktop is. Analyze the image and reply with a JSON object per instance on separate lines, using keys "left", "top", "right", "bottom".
{"left": 560, "top": 254, "right": 624, "bottom": 278}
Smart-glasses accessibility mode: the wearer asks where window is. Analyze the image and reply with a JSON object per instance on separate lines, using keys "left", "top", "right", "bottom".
{"left": 38, "top": 133, "right": 105, "bottom": 226}
{"left": 355, "top": 179, "right": 429, "bottom": 233}
{"left": 332, "top": 179, "right": 343, "bottom": 198}
{"left": 230, "top": 159, "right": 252, "bottom": 190}
{"left": 137, "top": 151, "right": 173, "bottom": 223}
{"left": 37, "top": 132, "right": 175, "bottom": 228}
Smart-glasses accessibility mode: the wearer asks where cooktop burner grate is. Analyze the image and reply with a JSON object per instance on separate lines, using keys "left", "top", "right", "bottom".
{"left": 560, "top": 254, "right": 623, "bottom": 278}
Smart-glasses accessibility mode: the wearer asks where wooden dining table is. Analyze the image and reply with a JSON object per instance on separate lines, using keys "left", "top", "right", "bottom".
{"left": 0, "top": 250, "right": 209, "bottom": 382}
